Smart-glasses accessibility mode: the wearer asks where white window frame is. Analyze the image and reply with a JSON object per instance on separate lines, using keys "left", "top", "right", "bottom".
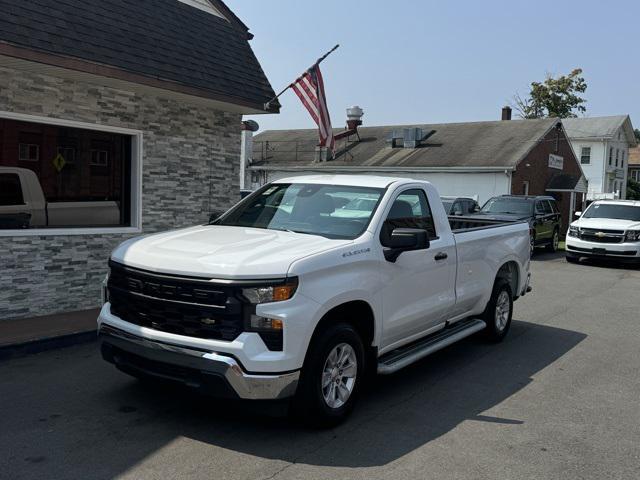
{"left": 522, "top": 181, "right": 529, "bottom": 195}
{"left": 0, "top": 111, "right": 143, "bottom": 236}
{"left": 90, "top": 149, "right": 109, "bottom": 167}
{"left": 19, "top": 143, "right": 40, "bottom": 162}
{"left": 580, "top": 146, "right": 591, "bottom": 164}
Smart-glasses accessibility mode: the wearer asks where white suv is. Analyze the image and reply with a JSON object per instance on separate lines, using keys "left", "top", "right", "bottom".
{"left": 566, "top": 200, "right": 640, "bottom": 264}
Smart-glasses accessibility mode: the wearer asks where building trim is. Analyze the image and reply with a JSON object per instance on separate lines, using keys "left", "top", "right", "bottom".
{"left": 0, "top": 110, "right": 144, "bottom": 237}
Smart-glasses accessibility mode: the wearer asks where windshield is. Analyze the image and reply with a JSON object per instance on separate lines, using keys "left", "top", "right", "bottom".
{"left": 213, "top": 183, "right": 385, "bottom": 239}
{"left": 582, "top": 203, "right": 640, "bottom": 221}
{"left": 482, "top": 197, "right": 532, "bottom": 215}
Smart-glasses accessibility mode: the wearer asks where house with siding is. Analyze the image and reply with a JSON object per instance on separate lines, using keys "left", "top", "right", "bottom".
{"left": 247, "top": 107, "right": 586, "bottom": 231}
{"left": 562, "top": 116, "right": 637, "bottom": 200}
{"left": 628, "top": 146, "right": 640, "bottom": 183}
{"left": 0, "top": 0, "right": 278, "bottom": 320}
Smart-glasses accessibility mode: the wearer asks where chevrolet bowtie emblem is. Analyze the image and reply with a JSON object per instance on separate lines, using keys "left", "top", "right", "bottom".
{"left": 595, "top": 231, "right": 606, "bottom": 238}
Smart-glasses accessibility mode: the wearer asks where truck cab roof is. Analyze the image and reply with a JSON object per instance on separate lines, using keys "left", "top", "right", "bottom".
{"left": 273, "top": 175, "right": 416, "bottom": 189}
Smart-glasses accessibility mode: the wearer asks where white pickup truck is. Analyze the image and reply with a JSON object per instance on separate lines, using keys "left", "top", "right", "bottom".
{"left": 0, "top": 166, "right": 120, "bottom": 228}
{"left": 566, "top": 199, "right": 640, "bottom": 264}
{"left": 98, "top": 175, "right": 531, "bottom": 424}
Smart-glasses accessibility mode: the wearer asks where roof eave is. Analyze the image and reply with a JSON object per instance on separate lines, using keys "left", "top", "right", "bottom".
{"left": 0, "top": 42, "right": 279, "bottom": 114}
{"left": 248, "top": 165, "right": 516, "bottom": 173}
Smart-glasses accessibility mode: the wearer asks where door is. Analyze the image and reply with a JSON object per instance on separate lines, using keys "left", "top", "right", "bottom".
{"left": 534, "top": 200, "right": 552, "bottom": 242}
{"left": 379, "top": 188, "right": 457, "bottom": 349}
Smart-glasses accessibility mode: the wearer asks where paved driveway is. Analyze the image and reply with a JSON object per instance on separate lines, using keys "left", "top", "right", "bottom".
{"left": 1, "top": 254, "right": 639, "bottom": 479}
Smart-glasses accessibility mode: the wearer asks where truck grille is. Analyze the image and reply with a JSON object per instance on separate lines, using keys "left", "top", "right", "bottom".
{"left": 579, "top": 228, "right": 625, "bottom": 244}
{"left": 107, "top": 261, "right": 246, "bottom": 341}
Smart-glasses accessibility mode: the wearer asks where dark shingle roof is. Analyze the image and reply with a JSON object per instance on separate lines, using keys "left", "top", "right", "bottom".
{"left": 252, "top": 118, "right": 559, "bottom": 168}
{"left": 0, "top": 0, "right": 277, "bottom": 110}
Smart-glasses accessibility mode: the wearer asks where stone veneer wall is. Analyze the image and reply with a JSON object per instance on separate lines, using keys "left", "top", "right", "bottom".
{"left": 0, "top": 66, "right": 241, "bottom": 320}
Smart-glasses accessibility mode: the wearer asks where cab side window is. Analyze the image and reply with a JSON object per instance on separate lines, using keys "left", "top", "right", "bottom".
{"left": 0, "top": 174, "right": 24, "bottom": 206}
{"left": 535, "top": 201, "right": 545, "bottom": 215}
{"left": 381, "top": 189, "right": 437, "bottom": 243}
{"left": 542, "top": 200, "right": 553, "bottom": 215}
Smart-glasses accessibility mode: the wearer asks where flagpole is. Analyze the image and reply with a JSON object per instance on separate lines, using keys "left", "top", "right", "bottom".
{"left": 263, "top": 44, "right": 340, "bottom": 110}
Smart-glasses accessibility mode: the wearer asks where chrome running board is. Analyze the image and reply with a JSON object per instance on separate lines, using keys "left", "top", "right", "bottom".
{"left": 377, "top": 318, "right": 486, "bottom": 375}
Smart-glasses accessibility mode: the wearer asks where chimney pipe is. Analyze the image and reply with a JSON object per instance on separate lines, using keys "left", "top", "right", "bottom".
{"left": 346, "top": 105, "right": 364, "bottom": 130}
{"left": 501, "top": 106, "right": 512, "bottom": 121}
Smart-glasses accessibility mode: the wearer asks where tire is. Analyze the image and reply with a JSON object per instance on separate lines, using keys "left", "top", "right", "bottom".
{"left": 292, "top": 323, "right": 365, "bottom": 427}
{"left": 546, "top": 229, "right": 560, "bottom": 252}
{"left": 481, "top": 279, "right": 513, "bottom": 342}
{"left": 565, "top": 254, "right": 579, "bottom": 264}
{"left": 530, "top": 233, "right": 536, "bottom": 255}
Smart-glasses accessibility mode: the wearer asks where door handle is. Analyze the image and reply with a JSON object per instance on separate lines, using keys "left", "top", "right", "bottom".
{"left": 434, "top": 252, "right": 448, "bottom": 261}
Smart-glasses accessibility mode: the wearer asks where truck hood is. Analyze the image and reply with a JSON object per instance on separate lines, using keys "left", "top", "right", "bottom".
{"left": 111, "top": 225, "right": 352, "bottom": 279}
{"left": 572, "top": 217, "right": 640, "bottom": 230}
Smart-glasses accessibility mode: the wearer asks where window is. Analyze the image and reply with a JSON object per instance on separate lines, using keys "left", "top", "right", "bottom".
{"left": 0, "top": 173, "right": 24, "bottom": 205}
{"left": 381, "top": 189, "right": 436, "bottom": 241}
{"left": 522, "top": 181, "right": 530, "bottom": 195}
{"left": 57, "top": 146, "right": 76, "bottom": 164}
{"left": 0, "top": 115, "right": 139, "bottom": 231}
{"left": 19, "top": 143, "right": 39, "bottom": 162}
{"left": 621, "top": 151, "right": 625, "bottom": 169}
{"left": 216, "top": 183, "right": 384, "bottom": 239}
{"left": 90, "top": 150, "right": 109, "bottom": 166}
{"left": 615, "top": 149, "right": 619, "bottom": 167}
{"left": 535, "top": 201, "right": 546, "bottom": 215}
{"left": 580, "top": 147, "right": 591, "bottom": 164}
{"left": 609, "top": 147, "right": 613, "bottom": 166}
{"left": 541, "top": 200, "right": 554, "bottom": 214}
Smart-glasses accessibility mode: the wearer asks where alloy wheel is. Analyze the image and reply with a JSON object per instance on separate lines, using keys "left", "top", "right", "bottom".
{"left": 321, "top": 343, "right": 357, "bottom": 409}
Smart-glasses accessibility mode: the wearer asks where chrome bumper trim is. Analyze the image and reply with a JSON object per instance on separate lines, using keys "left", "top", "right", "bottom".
{"left": 99, "top": 324, "right": 299, "bottom": 400}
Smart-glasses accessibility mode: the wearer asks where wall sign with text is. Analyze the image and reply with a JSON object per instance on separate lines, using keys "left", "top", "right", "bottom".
{"left": 548, "top": 154, "right": 564, "bottom": 170}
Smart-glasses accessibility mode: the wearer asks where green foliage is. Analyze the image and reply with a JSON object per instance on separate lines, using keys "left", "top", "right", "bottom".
{"left": 514, "top": 69, "right": 587, "bottom": 119}
{"left": 627, "top": 178, "right": 640, "bottom": 200}
{"left": 634, "top": 129, "right": 640, "bottom": 142}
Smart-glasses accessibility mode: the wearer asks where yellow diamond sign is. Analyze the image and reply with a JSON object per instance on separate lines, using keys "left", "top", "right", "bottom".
{"left": 52, "top": 153, "right": 66, "bottom": 172}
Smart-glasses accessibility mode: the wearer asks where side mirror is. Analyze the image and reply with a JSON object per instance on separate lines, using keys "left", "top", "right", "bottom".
{"left": 453, "top": 210, "right": 463, "bottom": 216}
{"left": 382, "top": 228, "right": 429, "bottom": 262}
{"left": 574, "top": 211, "right": 582, "bottom": 218}
{"left": 473, "top": 206, "right": 481, "bottom": 213}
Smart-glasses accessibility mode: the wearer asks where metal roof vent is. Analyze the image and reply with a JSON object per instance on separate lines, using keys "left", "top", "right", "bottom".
{"left": 403, "top": 128, "right": 423, "bottom": 148}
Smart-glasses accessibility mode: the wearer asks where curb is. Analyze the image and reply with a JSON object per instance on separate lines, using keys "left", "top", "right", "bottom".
{"left": 0, "top": 330, "right": 97, "bottom": 361}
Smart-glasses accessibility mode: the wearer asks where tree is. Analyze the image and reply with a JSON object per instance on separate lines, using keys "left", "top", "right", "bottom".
{"left": 634, "top": 129, "right": 640, "bottom": 142}
{"left": 628, "top": 178, "right": 640, "bottom": 201}
{"left": 513, "top": 69, "right": 587, "bottom": 119}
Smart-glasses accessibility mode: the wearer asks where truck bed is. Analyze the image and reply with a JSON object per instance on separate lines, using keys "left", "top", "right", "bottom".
{"left": 449, "top": 215, "right": 526, "bottom": 233}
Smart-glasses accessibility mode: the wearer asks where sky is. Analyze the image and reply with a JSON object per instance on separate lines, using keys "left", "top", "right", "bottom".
{"left": 225, "top": 0, "right": 639, "bottom": 134}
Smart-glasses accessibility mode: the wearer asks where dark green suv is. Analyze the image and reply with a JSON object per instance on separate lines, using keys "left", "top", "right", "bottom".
{"left": 478, "top": 195, "right": 562, "bottom": 252}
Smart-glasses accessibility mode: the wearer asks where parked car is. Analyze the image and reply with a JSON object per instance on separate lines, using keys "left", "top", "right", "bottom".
{"left": 0, "top": 167, "right": 120, "bottom": 229}
{"left": 566, "top": 200, "right": 640, "bottom": 264}
{"left": 98, "top": 175, "right": 532, "bottom": 425}
{"left": 440, "top": 196, "right": 481, "bottom": 216}
{"left": 478, "top": 195, "right": 561, "bottom": 252}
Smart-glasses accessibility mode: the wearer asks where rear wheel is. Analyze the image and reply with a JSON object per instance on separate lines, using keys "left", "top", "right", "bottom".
{"left": 292, "top": 323, "right": 365, "bottom": 427}
{"left": 547, "top": 229, "right": 560, "bottom": 252}
{"left": 481, "top": 279, "right": 513, "bottom": 342}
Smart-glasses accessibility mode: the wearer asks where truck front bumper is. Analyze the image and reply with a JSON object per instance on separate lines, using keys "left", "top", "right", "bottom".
{"left": 99, "top": 324, "right": 299, "bottom": 400}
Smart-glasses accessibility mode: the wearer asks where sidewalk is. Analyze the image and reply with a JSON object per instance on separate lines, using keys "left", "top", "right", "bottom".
{"left": 0, "top": 308, "right": 99, "bottom": 360}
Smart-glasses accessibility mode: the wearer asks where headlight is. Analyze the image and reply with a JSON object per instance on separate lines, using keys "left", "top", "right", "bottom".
{"left": 242, "top": 277, "right": 298, "bottom": 304}
{"left": 625, "top": 230, "right": 640, "bottom": 242}
{"left": 568, "top": 226, "right": 579, "bottom": 237}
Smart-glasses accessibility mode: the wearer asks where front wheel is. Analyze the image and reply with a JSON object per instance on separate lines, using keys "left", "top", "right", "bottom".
{"left": 292, "top": 323, "right": 365, "bottom": 427}
{"left": 481, "top": 279, "right": 513, "bottom": 342}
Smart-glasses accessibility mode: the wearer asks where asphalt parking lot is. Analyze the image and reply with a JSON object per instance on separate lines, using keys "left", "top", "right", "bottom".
{"left": 1, "top": 252, "right": 639, "bottom": 480}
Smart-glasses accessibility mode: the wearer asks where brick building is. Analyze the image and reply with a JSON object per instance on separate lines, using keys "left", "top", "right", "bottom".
{"left": 247, "top": 107, "right": 586, "bottom": 232}
{"left": 0, "top": 0, "right": 278, "bottom": 320}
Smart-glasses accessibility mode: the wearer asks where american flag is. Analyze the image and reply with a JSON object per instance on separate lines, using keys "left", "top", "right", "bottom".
{"left": 291, "top": 64, "right": 335, "bottom": 154}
